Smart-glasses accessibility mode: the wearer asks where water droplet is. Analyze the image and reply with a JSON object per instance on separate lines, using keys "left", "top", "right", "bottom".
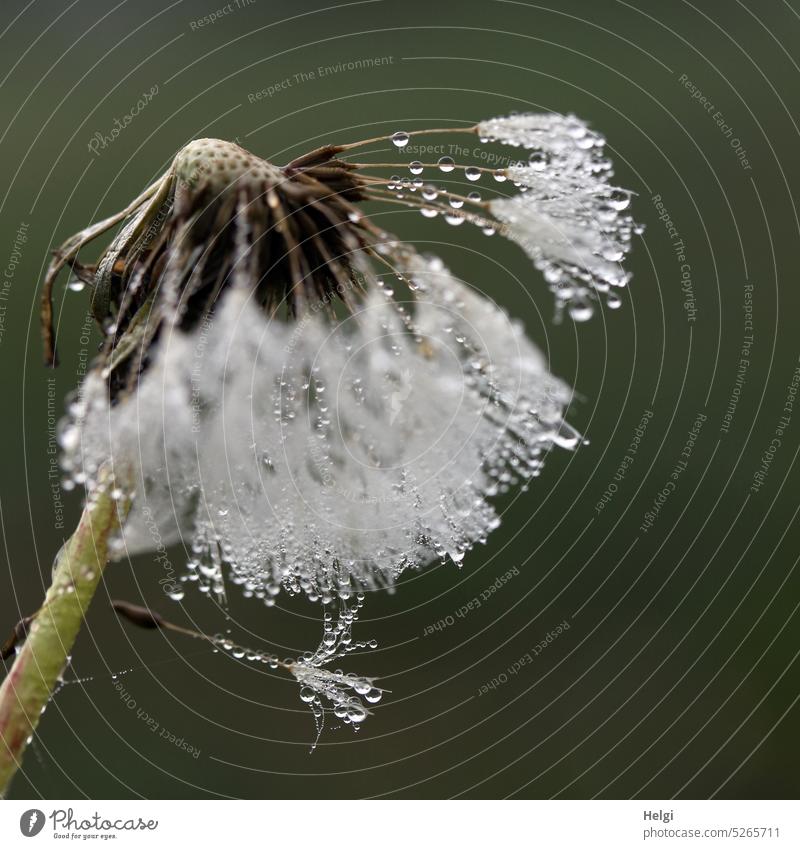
{"left": 437, "top": 156, "right": 455, "bottom": 173}
{"left": 568, "top": 301, "right": 594, "bottom": 322}
{"left": 608, "top": 190, "right": 631, "bottom": 211}
{"left": 68, "top": 278, "right": 85, "bottom": 292}
{"left": 448, "top": 197, "right": 464, "bottom": 209}
{"left": 347, "top": 704, "right": 367, "bottom": 723}
{"left": 392, "top": 131, "right": 410, "bottom": 148}
{"left": 465, "top": 166, "right": 481, "bottom": 181}
{"left": 422, "top": 185, "right": 438, "bottom": 201}
{"left": 409, "top": 161, "right": 423, "bottom": 175}
{"left": 552, "top": 421, "right": 582, "bottom": 449}
{"left": 527, "top": 152, "right": 548, "bottom": 171}
{"left": 300, "top": 687, "right": 315, "bottom": 703}
{"left": 492, "top": 170, "right": 507, "bottom": 182}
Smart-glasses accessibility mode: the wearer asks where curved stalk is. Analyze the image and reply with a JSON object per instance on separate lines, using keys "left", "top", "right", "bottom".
{"left": 0, "top": 468, "right": 129, "bottom": 797}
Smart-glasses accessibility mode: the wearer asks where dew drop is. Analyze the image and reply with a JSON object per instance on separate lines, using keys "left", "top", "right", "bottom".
{"left": 608, "top": 190, "right": 631, "bottom": 211}
{"left": 409, "top": 161, "right": 423, "bottom": 175}
{"left": 437, "top": 156, "right": 455, "bottom": 173}
{"left": 552, "top": 421, "right": 582, "bottom": 449}
{"left": 347, "top": 704, "right": 368, "bottom": 723}
{"left": 392, "top": 131, "right": 410, "bottom": 148}
{"left": 465, "top": 166, "right": 481, "bottom": 181}
{"left": 601, "top": 246, "right": 624, "bottom": 262}
{"left": 527, "top": 152, "right": 548, "bottom": 171}
{"left": 568, "top": 301, "right": 594, "bottom": 322}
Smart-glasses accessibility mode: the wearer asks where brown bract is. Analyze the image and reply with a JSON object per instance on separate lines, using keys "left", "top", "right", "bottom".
{"left": 41, "top": 138, "right": 375, "bottom": 401}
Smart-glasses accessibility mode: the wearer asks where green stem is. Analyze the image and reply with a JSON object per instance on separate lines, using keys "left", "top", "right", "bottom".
{"left": 0, "top": 468, "right": 129, "bottom": 797}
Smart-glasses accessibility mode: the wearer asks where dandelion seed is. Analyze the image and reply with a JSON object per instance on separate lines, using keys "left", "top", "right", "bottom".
{"left": 476, "top": 113, "right": 605, "bottom": 160}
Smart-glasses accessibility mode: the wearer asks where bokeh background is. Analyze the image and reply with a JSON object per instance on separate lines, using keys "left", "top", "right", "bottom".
{"left": 1, "top": 0, "right": 799, "bottom": 799}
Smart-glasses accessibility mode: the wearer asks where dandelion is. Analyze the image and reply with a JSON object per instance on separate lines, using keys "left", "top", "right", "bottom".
{"left": 0, "top": 112, "right": 639, "bottom": 789}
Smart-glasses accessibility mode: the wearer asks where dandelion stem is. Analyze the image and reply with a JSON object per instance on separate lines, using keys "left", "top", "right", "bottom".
{"left": 0, "top": 467, "right": 129, "bottom": 798}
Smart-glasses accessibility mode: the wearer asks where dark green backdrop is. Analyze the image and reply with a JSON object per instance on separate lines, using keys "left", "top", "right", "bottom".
{"left": 1, "top": 0, "right": 798, "bottom": 799}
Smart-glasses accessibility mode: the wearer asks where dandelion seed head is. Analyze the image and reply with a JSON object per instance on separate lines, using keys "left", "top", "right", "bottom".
{"left": 49, "top": 113, "right": 639, "bottom": 732}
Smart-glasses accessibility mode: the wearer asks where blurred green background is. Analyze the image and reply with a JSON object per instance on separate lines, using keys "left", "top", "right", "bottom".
{"left": 1, "top": 0, "right": 799, "bottom": 799}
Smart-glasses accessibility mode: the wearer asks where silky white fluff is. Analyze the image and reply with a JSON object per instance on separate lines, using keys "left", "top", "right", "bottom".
{"left": 478, "top": 112, "right": 639, "bottom": 319}
{"left": 62, "top": 254, "right": 573, "bottom": 603}
{"left": 477, "top": 112, "right": 606, "bottom": 160}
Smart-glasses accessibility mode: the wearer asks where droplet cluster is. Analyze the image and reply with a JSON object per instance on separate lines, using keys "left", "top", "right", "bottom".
{"left": 477, "top": 112, "right": 641, "bottom": 320}
{"left": 288, "top": 595, "right": 384, "bottom": 744}
{"left": 60, "top": 248, "right": 573, "bottom": 611}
